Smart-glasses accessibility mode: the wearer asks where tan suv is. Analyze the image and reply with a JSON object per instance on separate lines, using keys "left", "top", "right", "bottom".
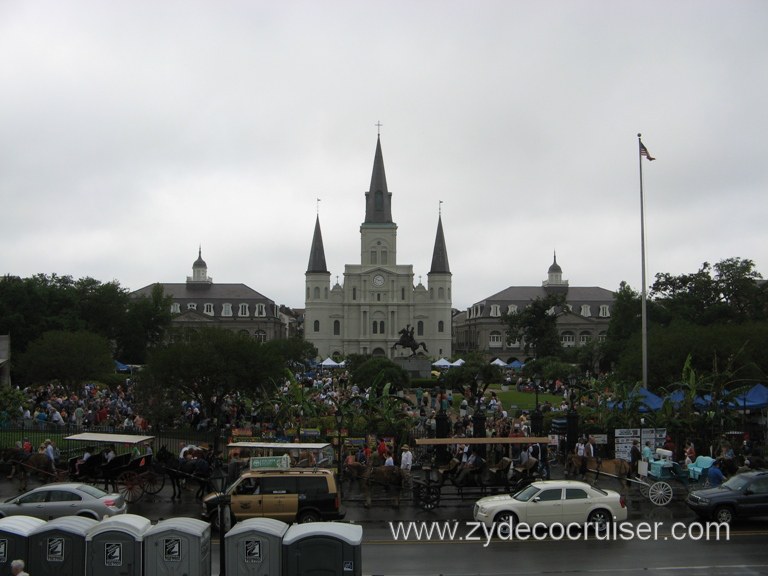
{"left": 202, "top": 468, "right": 344, "bottom": 528}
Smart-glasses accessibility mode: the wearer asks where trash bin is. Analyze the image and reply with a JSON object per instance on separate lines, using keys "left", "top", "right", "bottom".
{"left": 29, "top": 515, "right": 98, "bottom": 576}
{"left": 282, "top": 523, "right": 362, "bottom": 576}
{"left": 225, "top": 518, "right": 289, "bottom": 576}
{"left": 86, "top": 513, "right": 151, "bottom": 576}
{"left": 144, "top": 517, "right": 212, "bottom": 576}
{"left": 0, "top": 515, "right": 46, "bottom": 574}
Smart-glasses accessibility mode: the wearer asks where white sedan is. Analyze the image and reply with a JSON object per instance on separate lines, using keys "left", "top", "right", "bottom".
{"left": 474, "top": 480, "right": 627, "bottom": 536}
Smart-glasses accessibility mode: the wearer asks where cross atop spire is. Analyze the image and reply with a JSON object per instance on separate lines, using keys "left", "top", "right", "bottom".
{"left": 375, "top": 120, "right": 382, "bottom": 135}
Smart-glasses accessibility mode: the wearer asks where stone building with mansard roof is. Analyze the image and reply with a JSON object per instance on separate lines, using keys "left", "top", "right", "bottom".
{"left": 452, "top": 254, "right": 614, "bottom": 361}
{"left": 304, "top": 135, "right": 452, "bottom": 360}
{"left": 131, "top": 248, "right": 291, "bottom": 341}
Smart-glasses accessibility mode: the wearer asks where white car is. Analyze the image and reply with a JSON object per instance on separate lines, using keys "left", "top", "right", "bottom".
{"left": 474, "top": 480, "right": 627, "bottom": 536}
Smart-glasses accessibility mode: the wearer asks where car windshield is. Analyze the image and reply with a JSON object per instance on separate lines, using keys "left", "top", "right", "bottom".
{"left": 722, "top": 475, "right": 750, "bottom": 491}
{"left": 513, "top": 485, "right": 540, "bottom": 502}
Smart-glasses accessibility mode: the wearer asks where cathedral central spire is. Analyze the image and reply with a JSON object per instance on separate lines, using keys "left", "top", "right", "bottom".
{"left": 364, "top": 135, "right": 393, "bottom": 224}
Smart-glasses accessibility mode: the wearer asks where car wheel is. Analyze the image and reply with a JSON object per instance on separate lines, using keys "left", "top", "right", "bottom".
{"left": 493, "top": 511, "right": 517, "bottom": 539}
{"left": 298, "top": 510, "right": 321, "bottom": 523}
{"left": 588, "top": 509, "right": 612, "bottom": 534}
{"left": 714, "top": 506, "right": 734, "bottom": 524}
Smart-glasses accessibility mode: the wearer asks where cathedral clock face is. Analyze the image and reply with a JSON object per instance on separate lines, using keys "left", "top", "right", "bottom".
{"left": 372, "top": 274, "right": 385, "bottom": 287}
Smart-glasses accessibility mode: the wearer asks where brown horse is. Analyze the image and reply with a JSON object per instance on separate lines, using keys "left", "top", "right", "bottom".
{"left": 361, "top": 464, "right": 403, "bottom": 508}
{"left": 1, "top": 450, "right": 58, "bottom": 491}
{"left": 566, "top": 455, "right": 631, "bottom": 489}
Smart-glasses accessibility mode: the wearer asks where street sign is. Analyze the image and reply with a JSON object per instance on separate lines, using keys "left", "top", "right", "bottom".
{"left": 249, "top": 454, "right": 291, "bottom": 470}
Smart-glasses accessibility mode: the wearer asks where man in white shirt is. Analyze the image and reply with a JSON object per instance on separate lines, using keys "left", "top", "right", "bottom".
{"left": 400, "top": 444, "right": 413, "bottom": 491}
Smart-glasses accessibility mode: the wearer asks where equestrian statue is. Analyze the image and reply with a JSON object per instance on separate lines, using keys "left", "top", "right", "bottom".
{"left": 392, "top": 324, "right": 428, "bottom": 357}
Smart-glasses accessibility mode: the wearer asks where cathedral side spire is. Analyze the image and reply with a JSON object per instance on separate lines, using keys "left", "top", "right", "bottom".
{"left": 307, "top": 215, "right": 328, "bottom": 273}
{"left": 429, "top": 215, "right": 451, "bottom": 274}
{"left": 364, "top": 135, "right": 393, "bottom": 224}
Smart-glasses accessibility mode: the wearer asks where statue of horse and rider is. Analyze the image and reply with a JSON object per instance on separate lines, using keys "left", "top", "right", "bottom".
{"left": 392, "top": 324, "right": 428, "bottom": 357}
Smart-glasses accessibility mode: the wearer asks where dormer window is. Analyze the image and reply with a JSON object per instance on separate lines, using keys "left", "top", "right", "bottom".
{"left": 204, "top": 303, "right": 214, "bottom": 316}
{"left": 222, "top": 303, "right": 233, "bottom": 317}
{"left": 580, "top": 305, "right": 591, "bottom": 317}
{"left": 171, "top": 303, "right": 180, "bottom": 314}
{"left": 239, "top": 303, "right": 249, "bottom": 317}
{"left": 490, "top": 304, "right": 500, "bottom": 317}
{"left": 507, "top": 304, "right": 518, "bottom": 315}
{"left": 599, "top": 305, "right": 610, "bottom": 318}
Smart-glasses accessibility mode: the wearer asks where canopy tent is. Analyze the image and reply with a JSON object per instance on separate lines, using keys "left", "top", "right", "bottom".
{"left": 490, "top": 358, "right": 507, "bottom": 367}
{"left": 609, "top": 387, "right": 664, "bottom": 412}
{"left": 508, "top": 360, "right": 524, "bottom": 370}
{"left": 733, "top": 383, "right": 768, "bottom": 410}
{"left": 671, "top": 384, "right": 768, "bottom": 411}
{"left": 114, "top": 360, "right": 131, "bottom": 373}
{"left": 432, "top": 358, "right": 451, "bottom": 368}
{"left": 320, "top": 357, "right": 340, "bottom": 367}
{"left": 450, "top": 358, "right": 465, "bottom": 367}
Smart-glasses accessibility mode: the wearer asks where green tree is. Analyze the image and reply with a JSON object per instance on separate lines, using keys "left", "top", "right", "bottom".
{"left": 18, "top": 330, "right": 114, "bottom": 393}
{"left": 504, "top": 293, "right": 566, "bottom": 359}
{"left": 118, "top": 284, "right": 173, "bottom": 363}
{"left": 137, "top": 328, "right": 285, "bottom": 427}
{"left": 651, "top": 257, "right": 766, "bottom": 325}
{"left": 350, "top": 357, "right": 409, "bottom": 394}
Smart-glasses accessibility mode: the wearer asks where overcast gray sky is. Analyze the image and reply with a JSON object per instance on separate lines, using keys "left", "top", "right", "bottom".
{"left": 2, "top": 1, "right": 766, "bottom": 311}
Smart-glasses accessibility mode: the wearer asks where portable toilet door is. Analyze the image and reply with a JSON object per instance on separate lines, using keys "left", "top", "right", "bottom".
{"left": 143, "top": 517, "right": 212, "bottom": 576}
{"left": 86, "top": 514, "right": 151, "bottom": 576}
{"left": 282, "top": 522, "right": 363, "bottom": 576}
{"left": 28, "top": 515, "right": 98, "bottom": 576}
{"left": 225, "top": 518, "right": 289, "bottom": 576}
{"left": 0, "top": 515, "right": 46, "bottom": 574}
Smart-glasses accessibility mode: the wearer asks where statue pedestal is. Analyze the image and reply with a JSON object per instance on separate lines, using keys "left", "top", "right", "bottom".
{"left": 393, "top": 356, "right": 432, "bottom": 379}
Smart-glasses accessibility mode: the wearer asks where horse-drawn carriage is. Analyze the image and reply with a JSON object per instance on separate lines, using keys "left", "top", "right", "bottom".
{"left": 567, "top": 447, "right": 716, "bottom": 507}
{"left": 64, "top": 432, "right": 163, "bottom": 503}
{"left": 412, "top": 436, "right": 553, "bottom": 510}
{"left": 632, "top": 449, "right": 715, "bottom": 506}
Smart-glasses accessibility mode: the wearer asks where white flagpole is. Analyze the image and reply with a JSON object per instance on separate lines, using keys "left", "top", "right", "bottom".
{"left": 638, "top": 133, "right": 648, "bottom": 389}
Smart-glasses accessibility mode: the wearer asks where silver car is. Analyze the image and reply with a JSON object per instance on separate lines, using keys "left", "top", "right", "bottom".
{"left": 0, "top": 483, "right": 127, "bottom": 520}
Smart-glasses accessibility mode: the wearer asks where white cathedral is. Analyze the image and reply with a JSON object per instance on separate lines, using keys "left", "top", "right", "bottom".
{"left": 304, "top": 135, "right": 453, "bottom": 361}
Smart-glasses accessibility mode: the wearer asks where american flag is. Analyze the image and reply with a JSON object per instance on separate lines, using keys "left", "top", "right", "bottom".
{"left": 640, "top": 141, "right": 655, "bottom": 161}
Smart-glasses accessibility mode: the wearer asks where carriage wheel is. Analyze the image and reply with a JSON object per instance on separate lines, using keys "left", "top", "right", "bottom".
{"left": 141, "top": 470, "right": 165, "bottom": 495}
{"left": 117, "top": 471, "right": 145, "bottom": 503}
{"left": 418, "top": 486, "right": 441, "bottom": 510}
{"left": 638, "top": 481, "right": 650, "bottom": 498}
{"left": 648, "top": 481, "right": 673, "bottom": 506}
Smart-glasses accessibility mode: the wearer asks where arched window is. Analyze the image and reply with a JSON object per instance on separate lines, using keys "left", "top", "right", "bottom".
{"left": 375, "top": 190, "right": 384, "bottom": 210}
{"left": 379, "top": 321, "right": 385, "bottom": 334}
{"left": 333, "top": 320, "right": 340, "bottom": 335}
{"left": 313, "top": 320, "right": 320, "bottom": 332}
{"left": 417, "top": 321, "right": 424, "bottom": 336}
{"left": 438, "top": 320, "right": 444, "bottom": 333}
{"left": 438, "top": 287, "right": 445, "bottom": 299}
{"left": 313, "top": 287, "right": 320, "bottom": 299}
{"left": 255, "top": 330, "right": 267, "bottom": 343}
{"left": 372, "top": 321, "right": 378, "bottom": 334}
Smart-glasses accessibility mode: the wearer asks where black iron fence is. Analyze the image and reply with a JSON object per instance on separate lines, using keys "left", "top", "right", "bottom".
{"left": 0, "top": 423, "right": 223, "bottom": 461}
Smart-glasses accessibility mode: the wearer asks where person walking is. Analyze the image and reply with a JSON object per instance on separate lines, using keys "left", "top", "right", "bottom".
{"left": 400, "top": 444, "right": 413, "bottom": 492}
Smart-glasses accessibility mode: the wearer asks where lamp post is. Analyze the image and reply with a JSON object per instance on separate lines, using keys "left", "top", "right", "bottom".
{"left": 566, "top": 374, "right": 579, "bottom": 454}
{"left": 335, "top": 409, "right": 343, "bottom": 497}
{"left": 640, "top": 416, "right": 645, "bottom": 454}
{"left": 531, "top": 373, "right": 543, "bottom": 437}
{"left": 211, "top": 466, "right": 230, "bottom": 576}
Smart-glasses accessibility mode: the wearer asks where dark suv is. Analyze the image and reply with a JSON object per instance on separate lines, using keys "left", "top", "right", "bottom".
{"left": 686, "top": 470, "right": 768, "bottom": 524}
